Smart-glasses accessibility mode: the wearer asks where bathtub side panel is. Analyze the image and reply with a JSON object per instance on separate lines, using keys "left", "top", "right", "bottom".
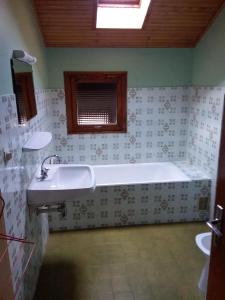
{"left": 48, "top": 180, "right": 210, "bottom": 231}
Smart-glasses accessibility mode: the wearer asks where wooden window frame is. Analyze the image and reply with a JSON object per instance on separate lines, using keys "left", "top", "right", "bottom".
{"left": 64, "top": 71, "right": 127, "bottom": 134}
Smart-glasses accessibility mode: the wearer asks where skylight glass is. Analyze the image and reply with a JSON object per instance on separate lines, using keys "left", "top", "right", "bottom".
{"left": 96, "top": 0, "right": 151, "bottom": 29}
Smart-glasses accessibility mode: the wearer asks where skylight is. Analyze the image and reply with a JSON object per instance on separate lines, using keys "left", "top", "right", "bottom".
{"left": 96, "top": 0, "right": 151, "bottom": 29}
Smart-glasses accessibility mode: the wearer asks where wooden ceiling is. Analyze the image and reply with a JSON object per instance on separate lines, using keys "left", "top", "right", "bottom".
{"left": 34, "top": 0, "right": 225, "bottom": 48}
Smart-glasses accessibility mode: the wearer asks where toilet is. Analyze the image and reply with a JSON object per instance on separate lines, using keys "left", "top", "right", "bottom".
{"left": 195, "top": 232, "right": 212, "bottom": 294}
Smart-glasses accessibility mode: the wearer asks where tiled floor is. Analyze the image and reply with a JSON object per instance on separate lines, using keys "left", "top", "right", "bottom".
{"left": 34, "top": 223, "right": 206, "bottom": 300}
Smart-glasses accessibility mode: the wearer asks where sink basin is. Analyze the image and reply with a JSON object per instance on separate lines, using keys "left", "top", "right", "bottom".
{"left": 27, "top": 164, "right": 95, "bottom": 206}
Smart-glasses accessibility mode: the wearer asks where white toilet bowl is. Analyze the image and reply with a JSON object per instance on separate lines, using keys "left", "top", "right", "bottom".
{"left": 195, "top": 232, "right": 212, "bottom": 256}
{"left": 195, "top": 232, "right": 212, "bottom": 295}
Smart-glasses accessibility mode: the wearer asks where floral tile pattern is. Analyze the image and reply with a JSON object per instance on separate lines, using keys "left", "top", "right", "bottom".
{"left": 47, "top": 86, "right": 224, "bottom": 231}
{"left": 0, "top": 90, "right": 53, "bottom": 300}
{"left": 48, "top": 169, "right": 211, "bottom": 231}
{"left": 187, "top": 87, "right": 225, "bottom": 216}
{"left": 49, "top": 87, "right": 190, "bottom": 164}
{"left": 1, "top": 85, "right": 224, "bottom": 299}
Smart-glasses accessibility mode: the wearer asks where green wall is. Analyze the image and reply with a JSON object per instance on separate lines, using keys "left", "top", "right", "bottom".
{"left": 46, "top": 7, "right": 225, "bottom": 88}
{"left": 1, "top": 0, "right": 225, "bottom": 93}
{"left": 47, "top": 48, "right": 193, "bottom": 88}
{"left": 192, "top": 8, "right": 225, "bottom": 86}
{"left": 0, "top": 0, "right": 48, "bottom": 95}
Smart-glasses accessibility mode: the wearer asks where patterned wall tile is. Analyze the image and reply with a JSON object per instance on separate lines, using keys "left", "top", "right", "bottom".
{"left": 187, "top": 87, "right": 225, "bottom": 216}
{"left": 0, "top": 90, "right": 53, "bottom": 300}
{"left": 48, "top": 168, "right": 211, "bottom": 231}
{"left": 49, "top": 87, "right": 190, "bottom": 164}
{"left": 47, "top": 86, "right": 224, "bottom": 231}
{"left": 1, "top": 85, "right": 224, "bottom": 299}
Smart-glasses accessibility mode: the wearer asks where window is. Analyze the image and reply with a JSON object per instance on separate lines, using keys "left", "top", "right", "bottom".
{"left": 64, "top": 72, "right": 127, "bottom": 134}
{"left": 96, "top": 0, "right": 151, "bottom": 29}
{"left": 98, "top": 0, "right": 141, "bottom": 6}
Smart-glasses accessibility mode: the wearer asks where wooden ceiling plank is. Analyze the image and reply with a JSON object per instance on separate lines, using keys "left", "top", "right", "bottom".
{"left": 33, "top": 0, "right": 225, "bottom": 48}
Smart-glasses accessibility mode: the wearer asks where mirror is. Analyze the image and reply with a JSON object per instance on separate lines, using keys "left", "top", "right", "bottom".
{"left": 11, "top": 58, "right": 37, "bottom": 124}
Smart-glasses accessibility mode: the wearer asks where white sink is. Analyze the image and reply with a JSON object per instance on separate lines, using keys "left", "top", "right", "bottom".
{"left": 27, "top": 164, "right": 95, "bottom": 206}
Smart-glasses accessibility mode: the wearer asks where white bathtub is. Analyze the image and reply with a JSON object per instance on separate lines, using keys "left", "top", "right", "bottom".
{"left": 93, "top": 162, "right": 191, "bottom": 186}
{"left": 49, "top": 162, "right": 210, "bottom": 231}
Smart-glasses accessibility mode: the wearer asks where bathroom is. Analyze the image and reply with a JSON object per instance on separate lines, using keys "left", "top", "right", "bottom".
{"left": 1, "top": 0, "right": 225, "bottom": 299}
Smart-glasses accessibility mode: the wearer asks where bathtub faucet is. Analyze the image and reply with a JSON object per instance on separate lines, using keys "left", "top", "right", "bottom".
{"left": 40, "top": 154, "right": 61, "bottom": 180}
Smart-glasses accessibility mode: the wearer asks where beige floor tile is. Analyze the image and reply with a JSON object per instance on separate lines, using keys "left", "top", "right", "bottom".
{"left": 110, "top": 263, "right": 127, "bottom": 277}
{"left": 127, "top": 273, "right": 150, "bottom": 295}
{"left": 133, "top": 292, "right": 152, "bottom": 300}
{"left": 79, "top": 279, "right": 113, "bottom": 294}
{"left": 114, "top": 291, "right": 135, "bottom": 300}
{"left": 34, "top": 223, "right": 206, "bottom": 300}
{"left": 91, "top": 291, "right": 114, "bottom": 300}
{"left": 112, "top": 276, "right": 131, "bottom": 293}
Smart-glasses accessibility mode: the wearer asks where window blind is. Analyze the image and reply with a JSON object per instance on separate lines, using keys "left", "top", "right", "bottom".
{"left": 76, "top": 82, "right": 117, "bottom": 125}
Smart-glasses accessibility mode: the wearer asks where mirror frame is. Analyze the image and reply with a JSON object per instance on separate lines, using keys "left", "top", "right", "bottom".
{"left": 10, "top": 58, "right": 37, "bottom": 124}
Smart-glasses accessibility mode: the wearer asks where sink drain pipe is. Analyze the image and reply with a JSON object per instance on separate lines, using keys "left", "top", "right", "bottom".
{"left": 36, "top": 203, "right": 66, "bottom": 217}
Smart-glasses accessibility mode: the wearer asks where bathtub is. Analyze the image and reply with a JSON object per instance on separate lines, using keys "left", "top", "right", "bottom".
{"left": 93, "top": 162, "right": 191, "bottom": 186}
{"left": 49, "top": 161, "right": 211, "bottom": 231}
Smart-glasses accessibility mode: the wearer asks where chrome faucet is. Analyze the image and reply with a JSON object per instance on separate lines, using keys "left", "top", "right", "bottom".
{"left": 40, "top": 154, "right": 61, "bottom": 180}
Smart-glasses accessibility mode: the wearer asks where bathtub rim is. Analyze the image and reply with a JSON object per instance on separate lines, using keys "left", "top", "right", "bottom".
{"left": 92, "top": 161, "right": 194, "bottom": 187}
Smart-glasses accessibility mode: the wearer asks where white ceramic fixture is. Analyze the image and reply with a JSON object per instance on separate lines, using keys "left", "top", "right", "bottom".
{"left": 195, "top": 232, "right": 212, "bottom": 294}
{"left": 93, "top": 162, "right": 191, "bottom": 186}
{"left": 27, "top": 164, "right": 95, "bottom": 206}
{"left": 196, "top": 232, "right": 212, "bottom": 257}
{"left": 23, "top": 132, "right": 52, "bottom": 151}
